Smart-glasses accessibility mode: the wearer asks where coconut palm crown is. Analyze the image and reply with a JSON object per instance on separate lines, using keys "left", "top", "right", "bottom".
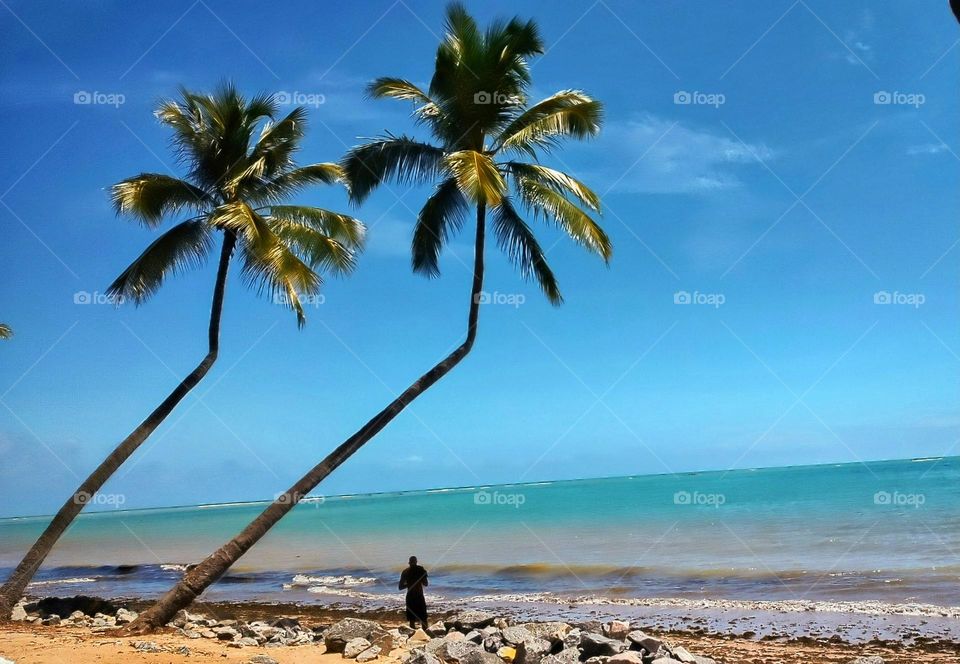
{"left": 342, "top": 2, "right": 611, "bottom": 303}
{"left": 110, "top": 83, "right": 365, "bottom": 325}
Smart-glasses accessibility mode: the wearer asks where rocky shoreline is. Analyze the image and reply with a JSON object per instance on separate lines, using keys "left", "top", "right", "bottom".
{"left": 3, "top": 597, "right": 918, "bottom": 664}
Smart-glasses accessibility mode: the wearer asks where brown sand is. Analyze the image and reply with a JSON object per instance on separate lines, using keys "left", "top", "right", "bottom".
{"left": 1, "top": 622, "right": 957, "bottom": 664}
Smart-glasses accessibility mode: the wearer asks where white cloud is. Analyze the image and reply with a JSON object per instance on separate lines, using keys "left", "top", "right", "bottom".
{"left": 601, "top": 114, "right": 774, "bottom": 194}
{"left": 907, "top": 143, "right": 949, "bottom": 156}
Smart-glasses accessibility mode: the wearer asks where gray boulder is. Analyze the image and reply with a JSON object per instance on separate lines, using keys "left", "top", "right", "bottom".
{"left": 248, "top": 656, "right": 280, "bottom": 664}
{"left": 848, "top": 658, "right": 885, "bottom": 664}
{"left": 115, "top": 608, "right": 138, "bottom": 625}
{"left": 540, "top": 648, "right": 580, "bottom": 664}
{"left": 10, "top": 604, "right": 28, "bottom": 621}
{"left": 325, "top": 618, "right": 392, "bottom": 654}
{"left": 453, "top": 611, "right": 497, "bottom": 630}
{"left": 435, "top": 639, "right": 482, "bottom": 662}
{"left": 579, "top": 633, "right": 626, "bottom": 659}
{"left": 515, "top": 638, "right": 552, "bottom": 664}
{"left": 625, "top": 631, "right": 662, "bottom": 654}
{"left": 501, "top": 627, "right": 534, "bottom": 646}
{"left": 406, "top": 651, "right": 443, "bottom": 664}
{"left": 460, "top": 650, "right": 503, "bottom": 664}
{"left": 602, "top": 621, "right": 630, "bottom": 641}
{"left": 357, "top": 645, "right": 382, "bottom": 662}
{"left": 345, "top": 638, "right": 373, "bottom": 659}
{"left": 607, "top": 653, "right": 645, "bottom": 664}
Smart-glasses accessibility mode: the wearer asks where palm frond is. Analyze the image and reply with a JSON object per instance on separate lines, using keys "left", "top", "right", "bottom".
{"left": 412, "top": 177, "right": 468, "bottom": 277}
{"left": 368, "top": 78, "right": 435, "bottom": 105}
{"left": 0, "top": 324, "right": 12, "bottom": 340}
{"left": 341, "top": 136, "right": 446, "bottom": 203}
{"left": 496, "top": 91, "right": 602, "bottom": 155}
{"left": 248, "top": 163, "right": 345, "bottom": 204}
{"left": 111, "top": 174, "right": 211, "bottom": 227}
{"left": 107, "top": 219, "right": 215, "bottom": 303}
{"left": 504, "top": 162, "right": 600, "bottom": 212}
{"left": 266, "top": 205, "right": 365, "bottom": 247}
{"left": 492, "top": 197, "right": 561, "bottom": 304}
{"left": 515, "top": 177, "right": 612, "bottom": 261}
{"left": 444, "top": 150, "right": 506, "bottom": 206}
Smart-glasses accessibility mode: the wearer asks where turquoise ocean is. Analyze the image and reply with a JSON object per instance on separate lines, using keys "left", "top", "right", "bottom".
{"left": 2, "top": 457, "right": 959, "bottom": 611}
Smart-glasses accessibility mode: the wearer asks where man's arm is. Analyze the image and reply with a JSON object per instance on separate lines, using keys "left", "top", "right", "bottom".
{"left": 399, "top": 570, "right": 408, "bottom": 590}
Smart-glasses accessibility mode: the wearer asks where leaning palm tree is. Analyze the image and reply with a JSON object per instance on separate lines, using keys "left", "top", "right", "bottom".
{"left": 0, "top": 324, "right": 12, "bottom": 339}
{"left": 0, "top": 84, "right": 364, "bottom": 619}
{"left": 123, "top": 3, "right": 609, "bottom": 631}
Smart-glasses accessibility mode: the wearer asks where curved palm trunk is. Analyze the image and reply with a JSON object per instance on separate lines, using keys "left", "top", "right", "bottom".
{"left": 0, "top": 233, "right": 237, "bottom": 621}
{"left": 124, "top": 205, "right": 488, "bottom": 633}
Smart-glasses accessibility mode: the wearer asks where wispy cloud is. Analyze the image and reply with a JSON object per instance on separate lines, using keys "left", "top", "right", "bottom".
{"left": 600, "top": 114, "right": 775, "bottom": 195}
{"left": 907, "top": 143, "right": 949, "bottom": 156}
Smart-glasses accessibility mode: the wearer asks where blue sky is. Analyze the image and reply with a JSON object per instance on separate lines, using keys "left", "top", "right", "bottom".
{"left": 0, "top": 0, "right": 958, "bottom": 517}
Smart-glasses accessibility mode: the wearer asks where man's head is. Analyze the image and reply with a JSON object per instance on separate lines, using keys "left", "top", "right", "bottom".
{"left": 409, "top": 556, "right": 418, "bottom": 566}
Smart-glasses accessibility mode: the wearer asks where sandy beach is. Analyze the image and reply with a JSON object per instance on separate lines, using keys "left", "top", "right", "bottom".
{"left": 2, "top": 601, "right": 957, "bottom": 664}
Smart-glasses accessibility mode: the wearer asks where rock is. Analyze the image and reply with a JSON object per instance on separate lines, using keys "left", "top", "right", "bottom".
{"left": 515, "top": 638, "right": 552, "bottom": 664}
{"left": 498, "top": 646, "right": 517, "bottom": 662}
{"left": 522, "top": 623, "right": 571, "bottom": 645}
{"left": 436, "top": 639, "right": 482, "bottom": 662}
{"left": 409, "top": 629, "right": 432, "bottom": 643}
{"left": 460, "top": 650, "right": 503, "bottom": 664}
{"left": 33, "top": 596, "right": 117, "bottom": 619}
{"left": 10, "top": 604, "right": 28, "bottom": 621}
{"left": 464, "top": 630, "right": 483, "bottom": 644}
{"left": 445, "top": 631, "right": 467, "bottom": 642}
{"left": 482, "top": 635, "right": 503, "bottom": 653}
{"left": 398, "top": 625, "right": 415, "bottom": 636}
{"left": 132, "top": 641, "right": 163, "bottom": 653}
{"left": 271, "top": 617, "right": 300, "bottom": 630}
{"left": 625, "top": 631, "right": 662, "bottom": 654}
{"left": 41, "top": 615, "right": 61, "bottom": 626}
{"left": 670, "top": 647, "right": 714, "bottom": 664}
{"left": 405, "top": 651, "right": 443, "bottom": 664}
{"left": 561, "top": 628, "right": 581, "bottom": 650}
{"left": 249, "top": 657, "right": 280, "bottom": 664}
{"left": 345, "top": 638, "right": 373, "bottom": 658}
{"left": 649, "top": 646, "right": 672, "bottom": 661}
{"left": 429, "top": 621, "right": 448, "bottom": 637}
{"left": 602, "top": 621, "right": 630, "bottom": 641}
{"left": 584, "top": 658, "right": 608, "bottom": 664}
{"left": 651, "top": 659, "right": 677, "bottom": 664}
{"left": 237, "top": 637, "right": 259, "bottom": 647}
{"left": 579, "top": 633, "right": 626, "bottom": 659}
{"left": 201, "top": 629, "right": 217, "bottom": 639}
{"left": 67, "top": 610, "right": 87, "bottom": 622}
{"left": 540, "top": 648, "right": 580, "bottom": 664}
{"left": 182, "top": 629, "right": 201, "bottom": 639}
{"left": 215, "top": 626, "right": 239, "bottom": 640}
{"left": 0, "top": 658, "right": 14, "bottom": 664}
{"left": 501, "top": 627, "right": 533, "bottom": 646}
{"left": 176, "top": 646, "right": 191, "bottom": 655}
{"left": 115, "top": 608, "right": 138, "bottom": 625}
{"left": 325, "top": 619, "right": 391, "bottom": 654}
{"left": 357, "top": 645, "right": 382, "bottom": 662}
{"left": 607, "top": 653, "right": 645, "bottom": 664}
{"left": 848, "top": 658, "right": 885, "bottom": 664}
{"left": 453, "top": 611, "right": 497, "bottom": 630}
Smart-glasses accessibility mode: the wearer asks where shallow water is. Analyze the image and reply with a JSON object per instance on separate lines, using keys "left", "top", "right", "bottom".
{"left": 2, "top": 456, "right": 959, "bottom": 612}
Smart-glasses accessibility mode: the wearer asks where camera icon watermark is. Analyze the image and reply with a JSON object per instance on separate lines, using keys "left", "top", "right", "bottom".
{"left": 73, "top": 91, "right": 125, "bottom": 108}
{"left": 673, "top": 290, "right": 725, "bottom": 308}
{"left": 274, "top": 490, "right": 325, "bottom": 506}
{"left": 473, "top": 90, "right": 515, "bottom": 105}
{"left": 474, "top": 291, "right": 525, "bottom": 308}
{"left": 673, "top": 490, "right": 725, "bottom": 508}
{"left": 873, "top": 290, "right": 924, "bottom": 308}
{"left": 73, "top": 491, "right": 126, "bottom": 508}
{"left": 873, "top": 490, "right": 924, "bottom": 508}
{"left": 873, "top": 91, "right": 925, "bottom": 108}
{"left": 473, "top": 490, "right": 525, "bottom": 508}
{"left": 673, "top": 90, "right": 726, "bottom": 108}
{"left": 275, "top": 90, "right": 326, "bottom": 107}
{"left": 74, "top": 290, "right": 124, "bottom": 305}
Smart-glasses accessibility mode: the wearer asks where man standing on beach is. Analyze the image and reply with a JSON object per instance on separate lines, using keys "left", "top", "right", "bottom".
{"left": 399, "top": 556, "right": 429, "bottom": 630}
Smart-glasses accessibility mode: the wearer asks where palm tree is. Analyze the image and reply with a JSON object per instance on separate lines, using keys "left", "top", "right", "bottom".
{"left": 0, "top": 84, "right": 364, "bottom": 619}
{"left": 0, "top": 324, "right": 11, "bottom": 339}
{"left": 123, "top": 3, "right": 610, "bottom": 632}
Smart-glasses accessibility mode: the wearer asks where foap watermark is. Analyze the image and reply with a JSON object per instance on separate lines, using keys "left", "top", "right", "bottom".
{"left": 74, "top": 290, "right": 124, "bottom": 305}
{"left": 474, "top": 291, "right": 525, "bottom": 308}
{"left": 275, "top": 91, "right": 326, "bottom": 107}
{"left": 674, "top": 290, "right": 725, "bottom": 308}
{"left": 274, "top": 490, "right": 325, "bottom": 506}
{"left": 873, "top": 290, "right": 924, "bottom": 308}
{"left": 273, "top": 293, "right": 325, "bottom": 308}
{"left": 473, "top": 490, "right": 525, "bottom": 508}
{"left": 874, "top": 490, "right": 925, "bottom": 508}
{"left": 673, "top": 90, "right": 726, "bottom": 108}
{"left": 873, "top": 91, "right": 925, "bottom": 108}
{"left": 473, "top": 90, "right": 518, "bottom": 105}
{"left": 73, "top": 491, "right": 126, "bottom": 508}
{"left": 673, "top": 490, "right": 726, "bottom": 508}
{"left": 74, "top": 90, "right": 125, "bottom": 108}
